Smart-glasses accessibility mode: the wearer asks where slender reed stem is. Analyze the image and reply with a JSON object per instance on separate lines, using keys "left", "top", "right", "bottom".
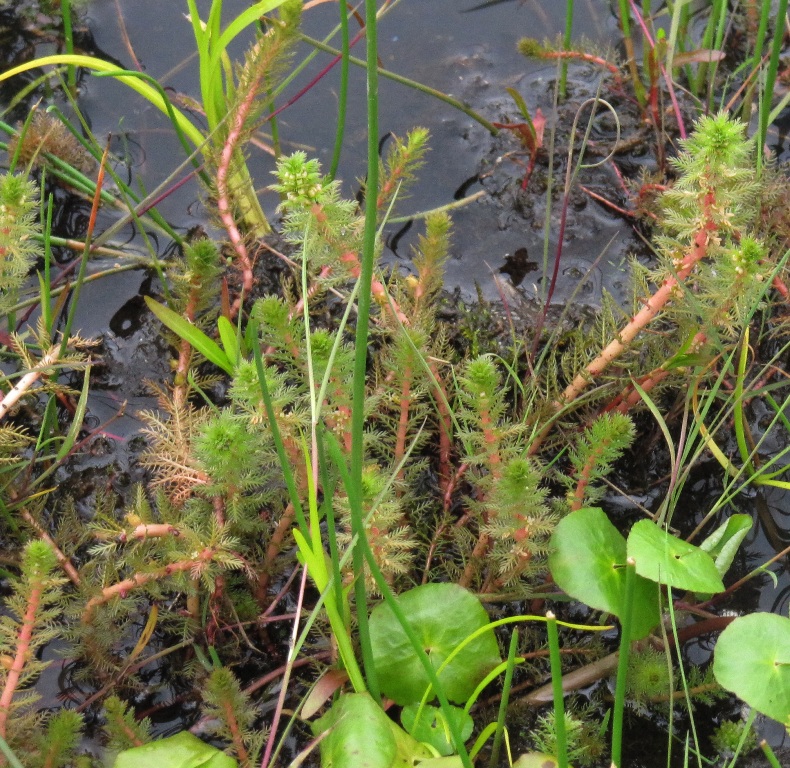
{"left": 757, "top": 0, "right": 789, "bottom": 174}
{"left": 489, "top": 628, "right": 518, "bottom": 768}
{"left": 347, "top": 0, "right": 382, "bottom": 700}
{"left": 559, "top": 0, "right": 573, "bottom": 99}
{"left": 546, "top": 613, "right": 568, "bottom": 768}
{"left": 611, "top": 559, "right": 636, "bottom": 768}
{"left": 58, "top": 139, "right": 110, "bottom": 357}
{"left": 61, "top": 0, "right": 76, "bottom": 94}
{"left": 617, "top": 0, "right": 645, "bottom": 105}
{"left": 759, "top": 739, "right": 782, "bottom": 768}
{"left": 329, "top": 0, "right": 351, "bottom": 179}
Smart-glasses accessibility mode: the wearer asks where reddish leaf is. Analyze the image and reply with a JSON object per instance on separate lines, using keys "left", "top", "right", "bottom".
{"left": 301, "top": 668, "right": 349, "bottom": 719}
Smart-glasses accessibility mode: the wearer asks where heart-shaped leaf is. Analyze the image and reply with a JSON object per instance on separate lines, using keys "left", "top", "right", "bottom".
{"left": 369, "top": 583, "right": 500, "bottom": 705}
{"left": 548, "top": 507, "right": 660, "bottom": 639}
{"left": 401, "top": 703, "right": 473, "bottom": 756}
{"left": 627, "top": 520, "right": 724, "bottom": 593}
{"left": 113, "top": 732, "right": 237, "bottom": 768}
{"left": 713, "top": 613, "right": 790, "bottom": 726}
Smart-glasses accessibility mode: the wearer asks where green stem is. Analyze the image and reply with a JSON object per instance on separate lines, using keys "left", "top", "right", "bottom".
{"left": 329, "top": 0, "right": 351, "bottom": 179}
{"left": 0, "top": 735, "right": 25, "bottom": 768}
{"left": 297, "top": 32, "right": 499, "bottom": 135}
{"left": 617, "top": 0, "right": 645, "bottom": 105}
{"left": 611, "top": 558, "right": 636, "bottom": 768}
{"left": 559, "top": 0, "right": 573, "bottom": 100}
{"left": 347, "top": 0, "right": 382, "bottom": 702}
{"left": 760, "top": 738, "right": 782, "bottom": 768}
{"left": 489, "top": 628, "right": 518, "bottom": 768}
{"left": 251, "top": 331, "right": 308, "bottom": 539}
{"left": 757, "top": 0, "right": 788, "bottom": 174}
{"left": 62, "top": 0, "right": 76, "bottom": 94}
{"left": 741, "top": 0, "right": 772, "bottom": 124}
{"left": 547, "top": 613, "right": 568, "bottom": 768}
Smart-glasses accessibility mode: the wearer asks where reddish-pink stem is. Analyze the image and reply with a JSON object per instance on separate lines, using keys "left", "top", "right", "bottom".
{"left": 0, "top": 575, "right": 45, "bottom": 737}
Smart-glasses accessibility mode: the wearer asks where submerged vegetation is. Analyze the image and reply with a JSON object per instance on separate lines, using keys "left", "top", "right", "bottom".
{"left": 0, "top": 0, "right": 789, "bottom": 767}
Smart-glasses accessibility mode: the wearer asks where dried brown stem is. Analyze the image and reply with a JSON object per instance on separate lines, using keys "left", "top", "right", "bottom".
{"left": 0, "top": 345, "right": 61, "bottom": 421}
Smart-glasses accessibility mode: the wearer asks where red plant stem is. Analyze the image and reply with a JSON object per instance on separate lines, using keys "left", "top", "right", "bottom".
{"left": 393, "top": 364, "right": 413, "bottom": 477}
{"left": 222, "top": 695, "right": 249, "bottom": 764}
{"left": 772, "top": 274, "right": 790, "bottom": 300}
{"left": 173, "top": 283, "right": 201, "bottom": 407}
{"left": 216, "top": 50, "right": 273, "bottom": 319}
{"left": 428, "top": 360, "right": 454, "bottom": 493}
{"left": 109, "top": 714, "right": 146, "bottom": 748}
{"left": 82, "top": 548, "right": 217, "bottom": 624}
{"left": 561, "top": 193, "right": 717, "bottom": 405}
{"left": 0, "top": 572, "right": 45, "bottom": 737}
{"left": 604, "top": 368, "right": 672, "bottom": 415}
{"left": 18, "top": 508, "right": 80, "bottom": 586}
{"left": 459, "top": 530, "right": 491, "bottom": 590}
{"left": 537, "top": 49, "right": 621, "bottom": 77}
{"left": 487, "top": 551, "right": 533, "bottom": 593}
{"left": 570, "top": 438, "right": 610, "bottom": 511}
{"left": 295, "top": 203, "right": 410, "bottom": 325}
{"left": 100, "top": 523, "right": 179, "bottom": 542}
{"left": 459, "top": 401, "right": 502, "bottom": 589}
{"left": 580, "top": 184, "right": 638, "bottom": 219}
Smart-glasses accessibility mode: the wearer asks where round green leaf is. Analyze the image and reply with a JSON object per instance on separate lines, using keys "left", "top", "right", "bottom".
{"left": 313, "top": 693, "right": 396, "bottom": 768}
{"left": 713, "top": 613, "right": 790, "bottom": 726}
{"left": 626, "top": 520, "right": 725, "bottom": 593}
{"left": 548, "top": 507, "right": 660, "bottom": 640}
{"left": 401, "top": 703, "right": 473, "bottom": 756}
{"left": 369, "top": 583, "right": 501, "bottom": 705}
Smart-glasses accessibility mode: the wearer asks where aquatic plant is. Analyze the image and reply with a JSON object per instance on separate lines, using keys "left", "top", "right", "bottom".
{"left": 2, "top": 2, "right": 790, "bottom": 766}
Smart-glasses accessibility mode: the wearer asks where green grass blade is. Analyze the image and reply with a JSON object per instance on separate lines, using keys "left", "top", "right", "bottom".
{"left": 547, "top": 614, "right": 568, "bottom": 768}
{"left": 0, "top": 55, "right": 205, "bottom": 147}
{"left": 144, "top": 297, "right": 233, "bottom": 375}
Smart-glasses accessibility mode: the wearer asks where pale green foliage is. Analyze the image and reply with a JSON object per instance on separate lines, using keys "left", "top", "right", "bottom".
{"left": 0, "top": 173, "right": 41, "bottom": 319}
{"left": 103, "top": 695, "right": 152, "bottom": 751}
{"left": 655, "top": 112, "right": 768, "bottom": 336}
{"left": 32, "top": 710, "right": 84, "bottom": 768}
{"left": 626, "top": 647, "right": 672, "bottom": 707}
{"left": 454, "top": 356, "right": 556, "bottom": 588}
{"left": 530, "top": 706, "right": 606, "bottom": 767}
{"left": 710, "top": 718, "right": 757, "bottom": 758}
{"left": 170, "top": 238, "right": 222, "bottom": 316}
{"left": 375, "top": 127, "right": 430, "bottom": 211}
{"left": 561, "top": 413, "right": 635, "bottom": 508}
